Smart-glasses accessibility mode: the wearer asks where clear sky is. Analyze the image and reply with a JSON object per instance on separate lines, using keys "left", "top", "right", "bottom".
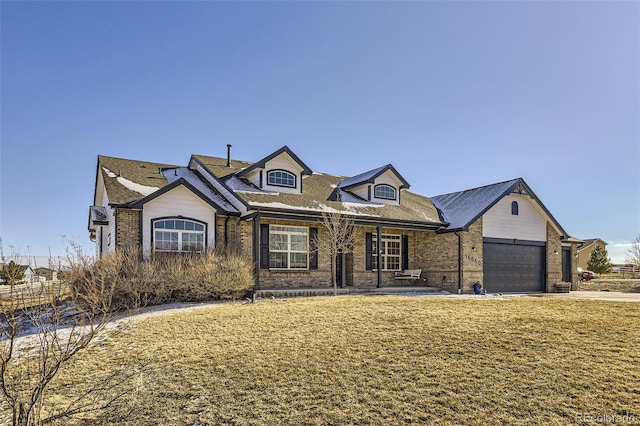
{"left": 1, "top": 1, "right": 638, "bottom": 264}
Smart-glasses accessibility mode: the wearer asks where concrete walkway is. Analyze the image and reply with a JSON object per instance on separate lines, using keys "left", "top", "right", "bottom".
{"left": 529, "top": 291, "right": 640, "bottom": 302}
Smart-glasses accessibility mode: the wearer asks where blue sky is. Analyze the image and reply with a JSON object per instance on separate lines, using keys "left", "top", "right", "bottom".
{"left": 1, "top": 1, "right": 638, "bottom": 263}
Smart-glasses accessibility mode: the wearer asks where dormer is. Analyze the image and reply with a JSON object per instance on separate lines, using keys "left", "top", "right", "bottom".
{"left": 335, "top": 164, "right": 410, "bottom": 205}
{"left": 236, "top": 146, "right": 313, "bottom": 194}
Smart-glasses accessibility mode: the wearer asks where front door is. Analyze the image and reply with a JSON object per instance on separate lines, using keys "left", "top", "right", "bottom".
{"left": 335, "top": 250, "right": 344, "bottom": 287}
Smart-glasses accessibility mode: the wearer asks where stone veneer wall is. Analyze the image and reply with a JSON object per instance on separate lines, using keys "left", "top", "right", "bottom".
{"left": 459, "top": 219, "right": 484, "bottom": 294}
{"left": 115, "top": 209, "right": 140, "bottom": 250}
{"left": 546, "top": 223, "right": 563, "bottom": 292}
{"left": 413, "top": 219, "right": 484, "bottom": 294}
{"left": 570, "top": 244, "right": 579, "bottom": 290}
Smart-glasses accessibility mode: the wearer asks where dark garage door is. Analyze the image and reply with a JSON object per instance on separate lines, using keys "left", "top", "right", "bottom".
{"left": 483, "top": 242, "right": 545, "bottom": 293}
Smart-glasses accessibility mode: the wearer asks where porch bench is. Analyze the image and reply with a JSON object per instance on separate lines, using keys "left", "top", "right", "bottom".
{"left": 394, "top": 269, "right": 422, "bottom": 282}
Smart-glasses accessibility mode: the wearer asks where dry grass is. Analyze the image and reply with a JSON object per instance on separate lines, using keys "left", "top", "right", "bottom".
{"left": 47, "top": 296, "right": 639, "bottom": 425}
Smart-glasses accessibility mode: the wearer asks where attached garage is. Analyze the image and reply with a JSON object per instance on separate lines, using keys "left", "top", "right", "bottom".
{"left": 431, "top": 178, "right": 578, "bottom": 294}
{"left": 483, "top": 240, "right": 545, "bottom": 293}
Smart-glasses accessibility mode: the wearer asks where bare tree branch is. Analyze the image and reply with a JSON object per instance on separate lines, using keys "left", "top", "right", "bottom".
{"left": 312, "top": 211, "right": 356, "bottom": 295}
{"left": 626, "top": 234, "right": 640, "bottom": 272}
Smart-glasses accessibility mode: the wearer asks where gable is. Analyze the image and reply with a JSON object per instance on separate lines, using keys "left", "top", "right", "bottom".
{"left": 336, "top": 165, "right": 409, "bottom": 206}
{"left": 244, "top": 152, "right": 306, "bottom": 194}
{"left": 346, "top": 170, "right": 405, "bottom": 205}
{"left": 140, "top": 185, "right": 218, "bottom": 253}
{"left": 432, "top": 178, "right": 568, "bottom": 238}
{"left": 143, "top": 185, "right": 216, "bottom": 218}
{"left": 482, "top": 194, "right": 547, "bottom": 241}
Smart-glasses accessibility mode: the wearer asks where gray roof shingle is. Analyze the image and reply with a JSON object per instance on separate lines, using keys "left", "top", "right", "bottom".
{"left": 431, "top": 179, "right": 519, "bottom": 231}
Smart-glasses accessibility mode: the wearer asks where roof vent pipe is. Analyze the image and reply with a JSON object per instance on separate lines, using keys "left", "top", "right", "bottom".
{"left": 226, "top": 144, "right": 232, "bottom": 167}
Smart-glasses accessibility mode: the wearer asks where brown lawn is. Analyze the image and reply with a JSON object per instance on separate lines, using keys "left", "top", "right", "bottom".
{"left": 47, "top": 296, "right": 639, "bottom": 425}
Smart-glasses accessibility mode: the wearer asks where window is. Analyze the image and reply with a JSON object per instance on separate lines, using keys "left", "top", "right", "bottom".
{"left": 153, "top": 218, "right": 205, "bottom": 252}
{"left": 267, "top": 170, "right": 296, "bottom": 188}
{"left": 374, "top": 184, "right": 396, "bottom": 200}
{"left": 511, "top": 201, "right": 519, "bottom": 215}
{"left": 269, "top": 226, "right": 308, "bottom": 269}
{"left": 372, "top": 234, "right": 401, "bottom": 271}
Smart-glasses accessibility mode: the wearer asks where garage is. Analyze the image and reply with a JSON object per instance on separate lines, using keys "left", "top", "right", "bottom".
{"left": 483, "top": 241, "right": 545, "bottom": 293}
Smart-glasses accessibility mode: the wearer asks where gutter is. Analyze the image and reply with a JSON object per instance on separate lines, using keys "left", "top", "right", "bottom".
{"left": 245, "top": 207, "right": 446, "bottom": 230}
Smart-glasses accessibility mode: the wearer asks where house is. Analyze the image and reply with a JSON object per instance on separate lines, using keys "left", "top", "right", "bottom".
{"left": 34, "top": 267, "right": 58, "bottom": 282}
{"left": 0, "top": 262, "right": 35, "bottom": 284}
{"left": 89, "top": 145, "right": 579, "bottom": 293}
{"left": 576, "top": 238, "right": 607, "bottom": 271}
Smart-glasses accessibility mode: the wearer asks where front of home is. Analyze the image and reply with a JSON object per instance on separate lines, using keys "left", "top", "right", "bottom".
{"left": 89, "top": 145, "right": 579, "bottom": 293}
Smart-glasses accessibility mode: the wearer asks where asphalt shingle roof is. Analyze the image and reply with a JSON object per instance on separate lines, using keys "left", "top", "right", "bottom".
{"left": 193, "top": 154, "right": 443, "bottom": 225}
{"left": 431, "top": 179, "right": 520, "bottom": 231}
{"left": 97, "top": 152, "right": 445, "bottom": 227}
{"left": 98, "top": 155, "right": 177, "bottom": 205}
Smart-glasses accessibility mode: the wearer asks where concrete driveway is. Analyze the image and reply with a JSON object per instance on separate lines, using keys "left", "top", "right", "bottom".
{"left": 533, "top": 291, "right": 640, "bottom": 302}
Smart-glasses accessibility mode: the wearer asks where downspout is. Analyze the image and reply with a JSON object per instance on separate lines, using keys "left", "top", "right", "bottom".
{"left": 455, "top": 231, "right": 462, "bottom": 294}
{"left": 377, "top": 225, "right": 382, "bottom": 288}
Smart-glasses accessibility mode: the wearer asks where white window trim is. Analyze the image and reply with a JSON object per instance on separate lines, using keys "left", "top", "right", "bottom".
{"left": 372, "top": 234, "right": 402, "bottom": 271}
{"left": 153, "top": 219, "right": 206, "bottom": 253}
{"left": 374, "top": 184, "right": 397, "bottom": 200}
{"left": 269, "top": 225, "right": 309, "bottom": 270}
{"left": 267, "top": 169, "right": 297, "bottom": 188}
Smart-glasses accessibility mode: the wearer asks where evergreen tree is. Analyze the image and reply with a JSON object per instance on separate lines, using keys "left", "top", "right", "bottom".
{"left": 0, "top": 261, "right": 25, "bottom": 285}
{"left": 587, "top": 245, "right": 613, "bottom": 274}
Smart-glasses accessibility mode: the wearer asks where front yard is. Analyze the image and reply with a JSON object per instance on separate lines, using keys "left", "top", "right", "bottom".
{"left": 44, "top": 296, "right": 639, "bottom": 425}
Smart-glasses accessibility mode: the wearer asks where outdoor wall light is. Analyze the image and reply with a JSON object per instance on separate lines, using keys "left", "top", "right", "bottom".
{"left": 553, "top": 249, "right": 559, "bottom": 255}
{"left": 471, "top": 245, "right": 477, "bottom": 251}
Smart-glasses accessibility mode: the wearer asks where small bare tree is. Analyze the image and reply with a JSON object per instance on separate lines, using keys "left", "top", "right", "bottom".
{"left": 0, "top": 245, "right": 137, "bottom": 425}
{"left": 626, "top": 234, "right": 640, "bottom": 273}
{"left": 313, "top": 211, "right": 355, "bottom": 296}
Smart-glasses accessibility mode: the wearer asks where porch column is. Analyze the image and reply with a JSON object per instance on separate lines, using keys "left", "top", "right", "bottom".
{"left": 252, "top": 214, "right": 261, "bottom": 290}
{"left": 377, "top": 225, "right": 382, "bottom": 288}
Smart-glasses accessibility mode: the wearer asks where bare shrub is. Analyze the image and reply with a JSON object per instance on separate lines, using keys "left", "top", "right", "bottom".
{"left": 66, "top": 247, "right": 254, "bottom": 312}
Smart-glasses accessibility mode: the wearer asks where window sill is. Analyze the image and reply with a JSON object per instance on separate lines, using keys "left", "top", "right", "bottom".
{"left": 268, "top": 268, "right": 310, "bottom": 272}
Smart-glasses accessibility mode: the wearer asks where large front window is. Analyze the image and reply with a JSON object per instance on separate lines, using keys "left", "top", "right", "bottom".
{"left": 269, "top": 226, "right": 308, "bottom": 269}
{"left": 153, "top": 219, "right": 205, "bottom": 252}
{"left": 372, "top": 234, "right": 401, "bottom": 271}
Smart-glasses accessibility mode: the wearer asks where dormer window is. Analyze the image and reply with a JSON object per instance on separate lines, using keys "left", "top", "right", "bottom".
{"left": 374, "top": 184, "right": 397, "bottom": 200}
{"left": 267, "top": 170, "right": 296, "bottom": 188}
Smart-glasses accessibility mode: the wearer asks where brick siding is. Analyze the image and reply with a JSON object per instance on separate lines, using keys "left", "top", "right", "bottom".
{"left": 115, "top": 209, "right": 140, "bottom": 249}
{"left": 545, "top": 223, "right": 563, "bottom": 292}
